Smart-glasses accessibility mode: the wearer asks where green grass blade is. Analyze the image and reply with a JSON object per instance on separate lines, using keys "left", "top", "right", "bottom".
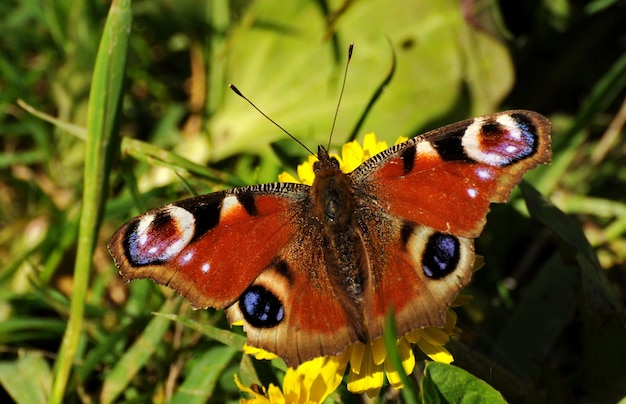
{"left": 154, "top": 313, "right": 247, "bottom": 349}
{"left": 121, "top": 137, "right": 245, "bottom": 187}
{"left": 16, "top": 99, "right": 87, "bottom": 140}
{"left": 49, "top": 0, "right": 131, "bottom": 402}
{"left": 170, "top": 346, "right": 239, "bottom": 403}
{"left": 383, "top": 312, "right": 419, "bottom": 404}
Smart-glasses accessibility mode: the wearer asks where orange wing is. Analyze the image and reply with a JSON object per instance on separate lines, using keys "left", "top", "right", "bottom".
{"left": 352, "top": 110, "right": 551, "bottom": 340}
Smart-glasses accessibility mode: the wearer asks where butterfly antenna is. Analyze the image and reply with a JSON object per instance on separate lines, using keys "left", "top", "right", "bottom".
{"left": 229, "top": 84, "right": 316, "bottom": 157}
{"left": 327, "top": 42, "right": 354, "bottom": 150}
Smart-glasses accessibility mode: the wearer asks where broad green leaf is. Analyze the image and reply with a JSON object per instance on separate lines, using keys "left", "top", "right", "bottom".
{"left": 521, "top": 181, "right": 626, "bottom": 402}
{"left": 0, "top": 351, "right": 51, "bottom": 404}
{"left": 207, "top": 0, "right": 513, "bottom": 163}
{"left": 579, "top": 255, "right": 626, "bottom": 403}
{"left": 422, "top": 362, "right": 506, "bottom": 404}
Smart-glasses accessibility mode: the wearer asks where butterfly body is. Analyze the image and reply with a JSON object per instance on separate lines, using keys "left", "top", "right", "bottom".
{"left": 108, "top": 110, "right": 551, "bottom": 367}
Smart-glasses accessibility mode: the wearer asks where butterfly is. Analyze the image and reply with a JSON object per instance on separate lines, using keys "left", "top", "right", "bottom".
{"left": 108, "top": 110, "right": 551, "bottom": 367}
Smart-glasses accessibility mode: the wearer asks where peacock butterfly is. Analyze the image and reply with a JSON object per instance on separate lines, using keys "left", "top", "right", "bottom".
{"left": 108, "top": 108, "right": 551, "bottom": 367}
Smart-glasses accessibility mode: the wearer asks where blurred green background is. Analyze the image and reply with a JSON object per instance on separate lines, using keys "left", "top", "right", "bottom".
{"left": 1, "top": 0, "right": 625, "bottom": 402}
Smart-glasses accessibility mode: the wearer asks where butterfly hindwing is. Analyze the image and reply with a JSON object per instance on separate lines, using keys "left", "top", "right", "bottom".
{"left": 224, "top": 235, "right": 363, "bottom": 365}
{"left": 360, "top": 223, "right": 475, "bottom": 339}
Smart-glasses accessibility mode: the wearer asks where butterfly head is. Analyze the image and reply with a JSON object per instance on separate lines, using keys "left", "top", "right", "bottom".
{"left": 314, "top": 145, "right": 341, "bottom": 174}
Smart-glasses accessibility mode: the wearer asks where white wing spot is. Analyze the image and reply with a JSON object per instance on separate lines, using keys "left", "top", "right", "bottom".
{"left": 182, "top": 251, "right": 194, "bottom": 263}
{"left": 135, "top": 214, "right": 156, "bottom": 246}
{"left": 165, "top": 205, "right": 195, "bottom": 232}
{"left": 496, "top": 115, "right": 518, "bottom": 132}
{"left": 467, "top": 188, "right": 478, "bottom": 198}
{"left": 158, "top": 205, "right": 196, "bottom": 261}
{"left": 164, "top": 239, "right": 187, "bottom": 261}
{"left": 221, "top": 195, "right": 240, "bottom": 217}
{"left": 476, "top": 168, "right": 492, "bottom": 180}
{"left": 201, "top": 262, "right": 211, "bottom": 274}
{"left": 416, "top": 140, "right": 438, "bottom": 156}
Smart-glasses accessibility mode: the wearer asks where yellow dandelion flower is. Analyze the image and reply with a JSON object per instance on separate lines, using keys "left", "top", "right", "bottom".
{"left": 276, "top": 133, "right": 407, "bottom": 184}
{"left": 238, "top": 308, "right": 460, "bottom": 400}
{"left": 235, "top": 373, "right": 284, "bottom": 404}
{"left": 344, "top": 308, "right": 458, "bottom": 397}
{"left": 236, "top": 352, "right": 350, "bottom": 404}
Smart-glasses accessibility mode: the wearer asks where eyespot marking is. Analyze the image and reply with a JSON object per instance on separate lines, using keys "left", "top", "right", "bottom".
{"left": 422, "top": 233, "right": 460, "bottom": 279}
{"left": 125, "top": 205, "right": 195, "bottom": 266}
{"left": 239, "top": 285, "right": 284, "bottom": 328}
{"left": 462, "top": 115, "right": 539, "bottom": 167}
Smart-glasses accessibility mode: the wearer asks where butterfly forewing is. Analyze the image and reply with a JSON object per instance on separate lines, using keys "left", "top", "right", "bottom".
{"left": 108, "top": 183, "right": 309, "bottom": 309}
{"left": 355, "top": 110, "right": 551, "bottom": 237}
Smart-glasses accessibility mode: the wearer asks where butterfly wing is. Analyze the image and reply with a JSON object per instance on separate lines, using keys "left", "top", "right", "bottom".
{"left": 108, "top": 187, "right": 300, "bottom": 309}
{"left": 351, "top": 110, "right": 551, "bottom": 338}
{"left": 108, "top": 182, "right": 362, "bottom": 366}
{"left": 223, "top": 226, "right": 365, "bottom": 365}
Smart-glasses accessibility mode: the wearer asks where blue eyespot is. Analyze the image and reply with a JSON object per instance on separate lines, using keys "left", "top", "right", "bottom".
{"left": 422, "top": 233, "right": 460, "bottom": 279}
{"left": 240, "top": 285, "right": 284, "bottom": 328}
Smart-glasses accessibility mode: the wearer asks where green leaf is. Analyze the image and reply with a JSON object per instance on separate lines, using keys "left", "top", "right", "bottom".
{"left": 579, "top": 255, "right": 626, "bottom": 402}
{"left": 521, "top": 181, "right": 626, "bottom": 402}
{"left": 170, "top": 346, "right": 239, "bottom": 403}
{"left": 208, "top": 0, "right": 514, "bottom": 162}
{"left": 521, "top": 181, "right": 622, "bottom": 313}
{"left": 422, "top": 362, "right": 506, "bottom": 404}
{"left": 0, "top": 351, "right": 52, "bottom": 404}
